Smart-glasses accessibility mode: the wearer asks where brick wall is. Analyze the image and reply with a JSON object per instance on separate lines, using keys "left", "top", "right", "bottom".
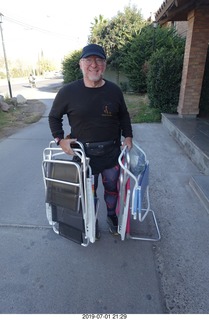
{"left": 178, "top": 8, "right": 209, "bottom": 116}
{"left": 175, "top": 21, "right": 188, "bottom": 37}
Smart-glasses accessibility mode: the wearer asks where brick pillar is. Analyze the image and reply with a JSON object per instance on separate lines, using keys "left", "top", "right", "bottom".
{"left": 178, "top": 8, "right": 209, "bottom": 117}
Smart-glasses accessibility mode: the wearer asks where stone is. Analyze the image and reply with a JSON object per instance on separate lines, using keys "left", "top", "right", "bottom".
{"left": 10, "top": 97, "right": 17, "bottom": 106}
{"left": 0, "top": 101, "right": 10, "bottom": 112}
{"left": 16, "top": 94, "right": 27, "bottom": 104}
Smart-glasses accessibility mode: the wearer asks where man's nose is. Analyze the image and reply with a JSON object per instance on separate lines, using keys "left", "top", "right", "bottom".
{"left": 90, "top": 59, "right": 97, "bottom": 66}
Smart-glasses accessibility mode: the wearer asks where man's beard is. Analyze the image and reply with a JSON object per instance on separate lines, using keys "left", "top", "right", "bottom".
{"left": 88, "top": 74, "right": 102, "bottom": 81}
{"left": 83, "top": 70, "right": 103, "bottom": 82}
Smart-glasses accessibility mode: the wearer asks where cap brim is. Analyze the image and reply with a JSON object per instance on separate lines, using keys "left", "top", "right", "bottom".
{"left": 81, "top": 52, "right": 106, "bottom": 59}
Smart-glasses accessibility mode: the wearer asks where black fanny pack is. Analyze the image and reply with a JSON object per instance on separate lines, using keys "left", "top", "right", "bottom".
{"left": 84, "top": 140, "right": 117, "bottom": 156}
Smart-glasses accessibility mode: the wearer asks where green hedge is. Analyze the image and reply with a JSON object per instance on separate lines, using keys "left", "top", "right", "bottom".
{"left": 62, "top": 50, "right": 82, "bottom": 84}
{"left": 147, "top": 47, "right": 184, "bottom": 113}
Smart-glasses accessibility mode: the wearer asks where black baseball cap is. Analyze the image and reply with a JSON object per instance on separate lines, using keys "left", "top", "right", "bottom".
{"left": 80, "top": 44, "right": 106, "bottom": 59}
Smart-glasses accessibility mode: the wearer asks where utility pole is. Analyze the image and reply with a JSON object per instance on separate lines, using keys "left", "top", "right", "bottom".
{"left": 0, "top": 13, "right": 12, "bottom": 98}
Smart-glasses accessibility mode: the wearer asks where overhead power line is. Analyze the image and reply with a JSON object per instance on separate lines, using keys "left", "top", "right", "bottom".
{"left": 3, "top": 14, "right": 75, "bottom": 40}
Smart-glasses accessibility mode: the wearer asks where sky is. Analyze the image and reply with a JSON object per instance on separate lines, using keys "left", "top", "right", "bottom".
{"left": 0, "top": 0, "right": 163, "bottom": 67}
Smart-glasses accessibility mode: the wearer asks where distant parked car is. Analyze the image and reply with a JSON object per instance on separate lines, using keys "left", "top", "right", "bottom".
{"left": 54, "top": 71, "right": 63, "bottom": 79}
{"left": 44, "top": 71, "right": 63, "bottom": 79}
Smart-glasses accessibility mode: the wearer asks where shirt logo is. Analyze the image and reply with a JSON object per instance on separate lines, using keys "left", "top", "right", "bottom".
{"left": 102, "top": 106, "right": 112, "bottom": 117}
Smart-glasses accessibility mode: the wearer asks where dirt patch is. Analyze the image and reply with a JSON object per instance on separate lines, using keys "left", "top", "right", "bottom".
{"left": 0, "top": 99, "right": 46, "bottom": 140}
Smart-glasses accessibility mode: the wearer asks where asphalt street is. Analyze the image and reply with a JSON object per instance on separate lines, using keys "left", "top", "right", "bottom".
{"left": 0, "top": 81, "right": 209, "bottom": 314}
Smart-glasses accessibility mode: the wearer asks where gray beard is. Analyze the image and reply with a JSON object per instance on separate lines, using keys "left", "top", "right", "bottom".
{"left": 82, "top": 71, "right": 103, "bottom": 82}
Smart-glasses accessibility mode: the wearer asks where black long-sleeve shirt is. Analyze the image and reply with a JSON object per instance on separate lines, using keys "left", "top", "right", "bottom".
{"left": 49, "top": 79, "right": 133, "bottom": 143}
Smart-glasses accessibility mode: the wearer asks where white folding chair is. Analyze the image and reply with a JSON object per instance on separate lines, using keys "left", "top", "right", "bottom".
{"left": 42, "top": 141, "right": 97, "bottom": 246}
{"left": 118, "top": 141, "right": 161, "bottom": 241}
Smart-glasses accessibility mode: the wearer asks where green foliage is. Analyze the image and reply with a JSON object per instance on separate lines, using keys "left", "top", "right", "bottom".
{"left": 124, "top": 93, "right": 161, "bottom": 123}
{"left": 147, "top": 47, "right": 184, "bottom": 113}
{"left": 0, "top": 71, "right": 6, "bottom": 79}
{"left": 132, "top": 104, "right": 161, "bottom": 123}
{"left": 121, "top": 25, "right": 185, "bottom": 93}
{"left": 61, "top": 7, "right": 185, "bottom": 114}
{"left": 89, "top": 5, "right": 146, "bottom": 70}
{"left": 37, "top": 58, "right": 55, "bottom": 74}
{"left": 0, "top": 108, "right": 8, "bottom": 126}
{"left": 10, "top": 68, "right": 30, "bottom": 78}
{"left": 199, "top": 45, "right": 209, "bottom": 117}
{"left": 88, "top": 15, "right": 109, "bottom": 45}
{"left": 62, "top": 50, "right": 82, "bottom": 83}
{"left": 0, "top": 54, "right": 56, "bottom": 77}
{"left": 121, "top": 25, "right": 154, "bottom": 92}
{"left": 120, "top": 81, "right": 128, "bottom": 93}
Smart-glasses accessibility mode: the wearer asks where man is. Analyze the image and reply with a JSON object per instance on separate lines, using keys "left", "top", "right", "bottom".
{"left": 28, "top": 74, "right": 36, "bottom": 88}
{"left": 48, "top": 44, "right": 133, "bottom": 238}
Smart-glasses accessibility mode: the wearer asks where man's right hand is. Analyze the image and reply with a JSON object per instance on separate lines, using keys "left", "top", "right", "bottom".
{"left": 59, "top": 138, "right": 77, "bottom": 155}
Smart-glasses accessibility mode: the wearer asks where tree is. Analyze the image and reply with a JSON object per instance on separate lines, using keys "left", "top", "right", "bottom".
{"left": 89, "top": 5, "right": 146, "bottom": 83}
{"left": 147, "top": 47, "right": 184, "bottom": 113}
{"left": 121, "top": 25, "right": 185, "bottom": 93}
{"left": 37, "top": 58, "right": 55, "bottom": 75}
{"left": 88, "top": 15, "right": 109, "bottom": 44}
{"left": 62, "top": 50, "right": 82, "bottom": 83}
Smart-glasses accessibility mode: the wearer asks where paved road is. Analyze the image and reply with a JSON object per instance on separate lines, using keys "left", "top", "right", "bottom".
{"left": 1, "top": 81, "right": 209, "bottom": 314}
{"left": 0, "top": 77, "right": 63, "bottom": 98}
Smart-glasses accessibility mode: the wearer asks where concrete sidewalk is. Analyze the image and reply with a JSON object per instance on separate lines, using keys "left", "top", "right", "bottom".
{"left": 1, "top": 85, "right": 209, "bottom": 313}
{"left": 132, "top": 122, "right": 209, "bottom": 313}
{"left": 0, "top": 94, "right": 163, "bottom": 314}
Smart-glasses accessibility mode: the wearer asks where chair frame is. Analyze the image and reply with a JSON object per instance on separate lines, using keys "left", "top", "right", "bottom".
{"left": 42, "top": 141, "right": 97, "bottom": 246}
{"left": 118, "top": 141, "right": 161, "bottom": 242}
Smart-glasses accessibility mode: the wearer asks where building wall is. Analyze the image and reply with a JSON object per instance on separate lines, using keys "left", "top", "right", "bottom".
{"left": 178, "top": 8, "right": 209, "bottom": 116}
{"left": 164, "top": 20, "right": 188, "bottom": 37}
{"left": 174, "top": 21, "right": 188, "bottom": 37}
{"left": 104, "top": 69, "right": 132, "bottom": 91}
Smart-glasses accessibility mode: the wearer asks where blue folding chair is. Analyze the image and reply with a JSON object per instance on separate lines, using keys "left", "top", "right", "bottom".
{"left": 118, "top": 141, "right": 161, "bottom": 241}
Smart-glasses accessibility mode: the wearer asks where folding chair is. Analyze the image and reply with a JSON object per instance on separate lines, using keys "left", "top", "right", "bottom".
{"left": 117, "top": 141, "right": 161, "bottom": 241}
{"left": 42, "top": 141, "right": 98, "bottom": 246}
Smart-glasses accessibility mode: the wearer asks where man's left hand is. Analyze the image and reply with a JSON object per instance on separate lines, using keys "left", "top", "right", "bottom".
{"left": 122, "top": 137, "right": 133, "bottom": 150}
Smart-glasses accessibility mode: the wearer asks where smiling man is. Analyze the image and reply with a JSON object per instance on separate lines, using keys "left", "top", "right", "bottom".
{"left": 48, "top": 44, "right": 133, "bottom": 238}
{"left": 79, "top": 44, "right": 107, "bottom": 86}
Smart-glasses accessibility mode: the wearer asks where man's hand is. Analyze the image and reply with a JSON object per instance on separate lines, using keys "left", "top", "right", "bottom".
{"left": 122, "top": 137, "right": 133, "bottom": 150}
{"left": 59, "top": 138, "right": 77, "bottom": 155}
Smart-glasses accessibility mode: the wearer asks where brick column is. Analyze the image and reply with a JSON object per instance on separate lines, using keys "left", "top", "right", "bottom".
{"left": 178, "top": 8, "right": 209, "bottom": 117}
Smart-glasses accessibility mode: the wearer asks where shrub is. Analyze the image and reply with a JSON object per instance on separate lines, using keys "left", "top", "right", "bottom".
{"left": 120, "top": 81, "right": 128, "bottom": 93}
{"left": 147, "top": 47, "right": 184, "bottom": 113}
{"left": 121, "top": 25, "right": 185, "bottom": 95}
{"left": 62, "top": 50, "right": 82, "bottom": 83}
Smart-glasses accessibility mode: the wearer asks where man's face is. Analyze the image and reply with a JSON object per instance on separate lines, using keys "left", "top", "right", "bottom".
{"left": 79, "top": 55, "right": 106, "bottom": 82}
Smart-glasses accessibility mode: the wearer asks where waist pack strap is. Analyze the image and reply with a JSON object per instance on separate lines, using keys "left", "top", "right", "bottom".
{"left": 84, "top": 140, "right": 117, "bottom": 149}
{"left": 84, "top": 140, "right": 119, "bottom": 156}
